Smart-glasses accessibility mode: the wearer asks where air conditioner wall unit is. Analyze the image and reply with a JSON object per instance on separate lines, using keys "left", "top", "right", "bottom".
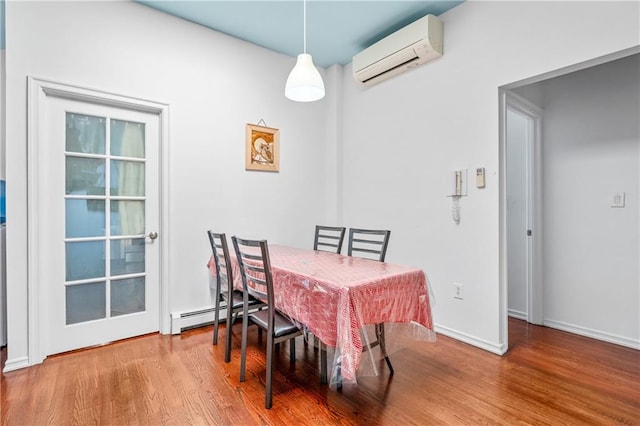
{"left": 352, "top": 14, "right": 443, "bottom": 86}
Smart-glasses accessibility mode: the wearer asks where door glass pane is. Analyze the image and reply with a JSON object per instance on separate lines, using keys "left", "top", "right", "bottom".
{"left": 63, "top": 112, "right": 149, "bottom": 329}
{"left": 111, "top": 201, "right": 144, "bottom": 236}
{"left": 111, "top": 160, "right": 144, "bottom": 196}
{"left": 66, "top": 156, "right": 106, "bottom": 195}
{"left": 66, "top": 241, "right": 106, "bottom": 281}
{"left": 111, "top": 277, "right": 145, "bottom": 317}
{"left": 111, "top": 238, "right": 145, "bottom": 276}
{"left": 66, "top": 282, "right": 106, "bottom": 324}
{"left": 111, "top": 119, "right": 145, "bottom": 158}
{"left": 66, "top": 113, "right": 105, "bottom": 154}
{"left": 65, "top": 199, "right": 105, "bottom": 238}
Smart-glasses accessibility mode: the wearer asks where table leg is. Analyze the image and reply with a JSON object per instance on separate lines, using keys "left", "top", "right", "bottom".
{"left": 320, "top": 342, "right": 327, "bottom": 384}
{"left": 376, "top": 323, "right": 394, "bottom": 374}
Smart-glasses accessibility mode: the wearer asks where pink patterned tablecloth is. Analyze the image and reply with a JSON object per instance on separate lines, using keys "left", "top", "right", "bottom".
{"left": 208, "top": 245, "right": 434, "bottom": 383}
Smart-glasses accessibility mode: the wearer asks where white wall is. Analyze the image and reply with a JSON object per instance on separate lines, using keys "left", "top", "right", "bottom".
{"left": 540, "top": 54, "right": 639, "bottom": 345}
{"left": 4, "top": 0, "right": 640, "bottom": 368}
{"left": 1, "top": 49, "right": 4, "bottom": 179}
{"left": 1, "top": 0, "right": 4, "bottom": 179}
{"left": 4, "top": 1, "right": 334, "bottom": 367}
{"left": 341, "top": 1, "right": 639, "bottom": 351}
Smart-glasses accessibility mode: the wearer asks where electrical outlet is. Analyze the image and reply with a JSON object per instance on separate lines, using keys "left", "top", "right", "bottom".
{"left": 453, "top": 282, "right": 463, "bottom": 300}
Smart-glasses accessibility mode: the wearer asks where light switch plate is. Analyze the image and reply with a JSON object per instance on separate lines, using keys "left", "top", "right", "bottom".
{"left": 611, "top": 192, "right": 625, "bottom": 208}
{"left": 453, "top": 282, "right": 463, "bottom": 300}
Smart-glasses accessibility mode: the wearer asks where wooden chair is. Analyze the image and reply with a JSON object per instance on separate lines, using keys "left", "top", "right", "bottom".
{"left": 313, "top": 225, "right": 346, "bottom": 254}
{"left": 347, "top": 228, "right": 394, "bottom": 375}
{"left": 311, "top": 225, "right": 346, "bottom": 363}
{"left": 232, "top": 236, "right": 303, "bottom": 409}
{"left": 207, "top": 231, "right": 265, "bottom": 363}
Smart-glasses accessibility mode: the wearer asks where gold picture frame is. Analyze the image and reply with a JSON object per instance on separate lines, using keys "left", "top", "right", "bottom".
{"left": 245, "top": 123, "right": 280, "bottom": 172}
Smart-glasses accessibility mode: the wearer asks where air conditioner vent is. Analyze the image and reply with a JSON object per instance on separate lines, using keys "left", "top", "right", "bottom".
{"left": 353, "top": 14, "right": 443, "bottom": 86}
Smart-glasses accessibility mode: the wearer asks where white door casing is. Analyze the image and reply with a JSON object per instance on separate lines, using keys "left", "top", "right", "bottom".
{"left": 27, "top": 77, "right": 170, "bottom": 364}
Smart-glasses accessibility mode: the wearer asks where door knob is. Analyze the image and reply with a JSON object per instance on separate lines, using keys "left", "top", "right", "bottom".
{"left": 147, "top": 231, "right": 158, "bottom": 240}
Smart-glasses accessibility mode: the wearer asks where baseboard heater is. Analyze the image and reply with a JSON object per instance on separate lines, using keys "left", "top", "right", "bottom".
{"left": 170, "top": 304, "right": 227, "bottom": 335}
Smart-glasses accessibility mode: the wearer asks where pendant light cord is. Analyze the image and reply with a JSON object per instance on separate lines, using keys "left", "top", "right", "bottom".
{"left": 303, "top": 0, "right": 307, "bottom": 54}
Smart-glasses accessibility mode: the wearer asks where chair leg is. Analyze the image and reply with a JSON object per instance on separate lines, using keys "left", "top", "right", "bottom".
{"left": 289, "top": 337, "right": 296, "bottom": 362}
{"left": 376, "top": 323, "right": 394, "bottom": 374}
{"left": 384, "top": 356, "right": 394, "bottom": 374}
{"left": 213, "top": 295, "right": 221, "bottom": 345}
{"left": 320, "top": 342, "right": 327, "bottom": 384}
{"left": 224, "top": 308, "right": 233, "bottom": 363}
{"left": 240, "top": 311, "right": 249, "bottom": 382}
{"left": 265, "top": 333, "right": 274, "bottom": 409}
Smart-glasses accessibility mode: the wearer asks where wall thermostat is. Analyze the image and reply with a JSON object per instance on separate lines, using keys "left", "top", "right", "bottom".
{"left": 476, "top": 167, "right": 486, "bottom": 188}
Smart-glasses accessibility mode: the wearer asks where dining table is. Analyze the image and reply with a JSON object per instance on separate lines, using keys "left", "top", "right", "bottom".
{"left": 207, "top": 244, "right": 435, "bottom": 386}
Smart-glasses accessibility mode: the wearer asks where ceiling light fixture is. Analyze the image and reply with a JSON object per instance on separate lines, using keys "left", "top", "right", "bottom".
{"left": 285, "top": 0, "right": 325, "bottom": 102}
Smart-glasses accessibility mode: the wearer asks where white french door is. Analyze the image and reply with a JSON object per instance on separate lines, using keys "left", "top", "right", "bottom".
{"left": 39, "top": 96, "right": 160, "bottom": 355}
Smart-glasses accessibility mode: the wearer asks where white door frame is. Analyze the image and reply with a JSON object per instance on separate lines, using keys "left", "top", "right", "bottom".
{"left": 505, "top": 92, "right": 544, "bottom": 325}
{"left": 27, "top": 77, "right": 171, "bottom": 365}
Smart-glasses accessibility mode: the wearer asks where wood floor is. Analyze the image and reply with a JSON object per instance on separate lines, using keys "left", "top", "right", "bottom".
{"left": 1, "top": 318, "right": 638, "bottom": 425}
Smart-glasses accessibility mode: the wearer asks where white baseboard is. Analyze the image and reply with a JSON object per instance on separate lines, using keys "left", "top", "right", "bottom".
{"left": 543, "top": 319, "right": 640, "bottom": 350}
{"left": 2, "top": 356, "right": 30, "bottom": 372}
{"left": 508, "top": 309, "right": 527, "bottom": 321}
{"left": 434, "top": 323, "right": 507, "bottom": 355}
{"left": 170, "top": 305, "right": 225, "bottom": 335}
{"left": 169, "top": 309, "right": 638, "bottom": 353}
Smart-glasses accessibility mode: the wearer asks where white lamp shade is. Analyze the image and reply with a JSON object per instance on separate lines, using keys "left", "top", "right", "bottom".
{"left": 285, "top": 53, "right": 325, "bottom": 102}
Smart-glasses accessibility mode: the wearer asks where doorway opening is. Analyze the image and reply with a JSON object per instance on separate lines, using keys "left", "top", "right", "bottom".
{"left": 500, "top": 46, "right": 640, "bottom": 352}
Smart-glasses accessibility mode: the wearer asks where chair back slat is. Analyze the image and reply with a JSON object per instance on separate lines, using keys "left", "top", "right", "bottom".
{"left": 232, "top": 236, "right": 274, "bottom": 311}
{"left": 208, "top": 231, "right": 233, "bottom": 294}
{"left": 347, "top": 228, "right": 391, "bottom": 262}
{"left": 314, "top": 225, "right": 346, "bottom": 254}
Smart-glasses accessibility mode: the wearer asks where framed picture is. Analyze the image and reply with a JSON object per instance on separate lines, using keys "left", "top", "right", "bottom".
{"left": 245, "top": 123, "right": 280, "bottom": 172}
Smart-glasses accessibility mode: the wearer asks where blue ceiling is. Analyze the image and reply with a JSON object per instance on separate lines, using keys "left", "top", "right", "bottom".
{"left": 137, "top": 1, "right": 463, "bottom": 68}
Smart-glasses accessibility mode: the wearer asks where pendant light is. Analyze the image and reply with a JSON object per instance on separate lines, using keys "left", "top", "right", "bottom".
{"left": 285, "top": 0, "right": 325, "bottom": 102}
